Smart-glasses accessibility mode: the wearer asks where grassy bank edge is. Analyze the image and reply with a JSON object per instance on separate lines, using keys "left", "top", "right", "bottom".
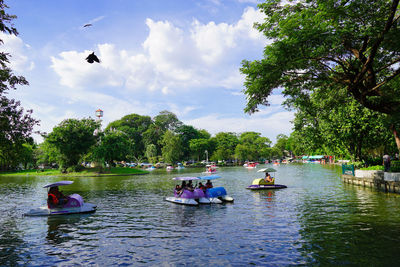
{"left": 0, "top": 167, "right": 150, "bottom": 177}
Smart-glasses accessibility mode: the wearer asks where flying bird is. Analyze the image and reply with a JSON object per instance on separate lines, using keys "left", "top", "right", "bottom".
{"left": 83, "top": 23, "right": 92, "bottom": 27}
{"left": 86, "top": 52, "right": 100, "bottom": 64}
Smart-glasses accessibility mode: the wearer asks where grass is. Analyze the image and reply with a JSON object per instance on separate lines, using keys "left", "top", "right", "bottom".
{"left": 0, "top": 167, "right": 149, "bottom": 177}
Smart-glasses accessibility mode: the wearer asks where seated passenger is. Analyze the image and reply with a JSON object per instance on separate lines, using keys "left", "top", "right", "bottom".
{"left": 264, "top": 173, "right": 273, "bottom": 183}
{"left": 186, "top": 180, "right": 194, "bottom": 191}
{"left": 48, "top": 186, "right": 68, "bottom": 207}
{"left": 175, "top": 184, "right": 183, "bottom": 195}
{"left": 205, "top": 179, "right": 213, "bottom": 189}
{"left": 198, "top": 182, "right": 206, "bottom": 191}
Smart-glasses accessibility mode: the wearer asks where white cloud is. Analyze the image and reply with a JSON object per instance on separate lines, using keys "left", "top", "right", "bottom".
{"left": 50, "top": 7, "right": 266, "bottom": 94}
{"left": 0, "top": 32, "right": 35, "bottom": 73}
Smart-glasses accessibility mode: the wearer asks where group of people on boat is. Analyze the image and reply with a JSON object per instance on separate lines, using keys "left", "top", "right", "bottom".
{"left": 175, "top": 179, "right": 213, "bottom": 196}
{"left": 47, "top": 186, "right": 69, "bottom": 208}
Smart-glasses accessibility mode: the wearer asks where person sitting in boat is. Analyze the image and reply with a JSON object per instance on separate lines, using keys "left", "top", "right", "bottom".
{"left": 264, "top": 173, "right": 273, "bottom": 183}
{"left": 205, "top": 180, "right": 213, "bottom": 189}
{"left": 48, "top": 186, "right": 68, "bottom": 207}
{"left": 186, "top": 180, "right": 194, "bottom": 191}
{"left": 175, "top": 184, "right": 182, "bottom": 193}
{"left": 198, "top": 182, "right": 206, "bottom": 191}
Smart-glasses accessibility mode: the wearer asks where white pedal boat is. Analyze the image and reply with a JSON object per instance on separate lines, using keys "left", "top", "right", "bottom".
{"left": 165, "top": 176, "right": 210, "bottom": 206}
{"left": 25, "top": 181, "right": 97, "bottom": 216}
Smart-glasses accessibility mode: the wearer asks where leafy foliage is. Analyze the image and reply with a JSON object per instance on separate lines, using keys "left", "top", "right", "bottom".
{"left": 45, "top": 118, "right": 100, "bottom": 170}
{"left": 241, "top": 0, "right": 400, "bottom": 150}
{"left": 0, "top": 1, "right": 39, "bottom": 170}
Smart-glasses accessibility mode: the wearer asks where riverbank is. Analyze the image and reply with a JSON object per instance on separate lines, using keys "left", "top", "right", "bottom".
{"left": 341, "top": 172, "right": 400, "bottom": 194}
{"left": 0, "top": 167, "right": 149, "bottom": 177}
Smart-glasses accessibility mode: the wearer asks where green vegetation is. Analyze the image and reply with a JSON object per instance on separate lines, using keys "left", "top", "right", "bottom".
{"left": 359, "top": 166, "right": 384, "bottom": 171}
{"left": 0, "top": 1, "right": 39, "bottom": 171}
{"left": 0, "top": 167, "right": 148, "bottom": 177}
{"left": 241, "top": 0, "right": 400, "bottom": 163}
{"left": 2, "top": 1, "right": 400, "bottom": 173}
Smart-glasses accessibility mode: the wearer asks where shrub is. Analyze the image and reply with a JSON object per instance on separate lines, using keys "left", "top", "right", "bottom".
{"left": 391, "top": 160, "right": 400, "bottom": 172}
{"left": 359, "top": 165, "right": 384, "bottom": 171}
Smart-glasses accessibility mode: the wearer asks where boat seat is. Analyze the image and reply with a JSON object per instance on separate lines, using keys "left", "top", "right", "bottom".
{"left": 252, "top": 178, "right": 275, "bottom": 185}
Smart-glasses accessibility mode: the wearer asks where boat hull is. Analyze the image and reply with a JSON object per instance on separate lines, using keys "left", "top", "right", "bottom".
{"left": 24, "top": 203, "right": 97, "bottom": 216}
{"left": 206, "top": 187, "right": 234, "bottom": 203}
{"left": 246, "top": 184, "right": 287, "bottom": 190}
{"left": 165, "top": 197, "right": 198, "bottom": 206}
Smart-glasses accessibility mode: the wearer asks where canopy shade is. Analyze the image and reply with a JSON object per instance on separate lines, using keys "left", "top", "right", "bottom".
{"left": 257, "top": 168, "right": 277, "bottom": 173}
{"left": 43, "top": 181, "right": 74, "bottom": 188}
{"left": 197, "top": 175, "right": 221, "bottom": 180}
{"left": 172, "top": 177, "right": 199, "bottom": 181}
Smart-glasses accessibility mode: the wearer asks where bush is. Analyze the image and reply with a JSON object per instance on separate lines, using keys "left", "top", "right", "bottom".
{"left": 351, "top": 161, "right": 365, "bottom": 169}
{"left": 359, "top": 165, "right": 384, "bottom": 171}
{"left": 391, "top": 160, "right": 400, "bottom": 172}
{"left": 66, "top": 165, "right": 85, "bottom": 173}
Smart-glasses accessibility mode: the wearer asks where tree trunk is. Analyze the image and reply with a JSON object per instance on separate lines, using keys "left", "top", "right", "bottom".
{"left": 392, "top": 124, "right": 400, "bottom": 152}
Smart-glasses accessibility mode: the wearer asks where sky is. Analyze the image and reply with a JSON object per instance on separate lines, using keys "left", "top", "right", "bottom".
{"left": 5, "top": 0, "right": 294, "bottom": 144}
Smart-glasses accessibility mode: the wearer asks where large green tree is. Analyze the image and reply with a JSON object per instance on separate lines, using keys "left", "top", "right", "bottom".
{"left": 160, "top": 130, "right": 183, "bottom": 164}
{"left": 46, "top": 118, "right": 100, "bottom": 170}
{"left": 241, "top": 0, "right": 400, "bottom": 151}
{"left": 189, "top": 138, "right": 211, "bottom": 161}
{"left": 106, "top": 113, "right": 153, "bottom": 158}
{"left": 0, "top": 1, "right": 39, "bottom": 170}
{"left": 154, "top": 110, "right": 182, "bottom": 132}
{"left": 211, "top": 132, "right": 239, "bottom": 161}
{"left": 91, "top": 130, "right": 130, "bottom": 168}
{"left": 235, "top": 132, "right": 272, "bottom": 161}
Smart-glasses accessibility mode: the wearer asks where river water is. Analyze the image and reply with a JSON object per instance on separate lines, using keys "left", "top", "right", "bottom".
{"left": 1, "top": 164, "right": 400, "bottom": 266}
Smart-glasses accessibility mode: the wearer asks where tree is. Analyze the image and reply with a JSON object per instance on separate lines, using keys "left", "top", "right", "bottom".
{"left": 235, "top": 132, "right": 272, "bottom": 161}
{"left": 189, "top": 138, "right": 210, "bottom": 161}
{"left": 92, "top": 130, "right": 130, "bottom": 168}
{"left": 105, "top": 113, "right": 153, "bottom": 158}
{"left": 0, "top": 1, "right": 39, "bottom": 170}
{"left": 211, "top": 132, "right": 239, "bottom": 161}
{"left": 154, "top": 110, "right": 183, "bottom": 132}
{"left": 145, "top": 144, "right": 158, "bottom": 163}
{"left": 241, "top": 0, "right": 400, "bottom": 151}
{"left": 176, "top": 125, "right": 201, "bottom": 159}
{"left": 274, "top": 134, "right": 289, "bottom": 157}
{"left": 160, "top": 130, "right": 183, "bottom": 164}
{"left": 45, "top": 118, "right": 100, "bottom": 170}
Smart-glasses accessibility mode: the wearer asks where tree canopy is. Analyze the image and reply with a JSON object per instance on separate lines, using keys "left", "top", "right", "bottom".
{"left": 46, "top": 118, "right": 100, "bottom": 169}
{"left": 241, "top": 0, "right": 400, "bottom": 149}
{"left": 0, "top": 1, "right": 39, "bottom": 170}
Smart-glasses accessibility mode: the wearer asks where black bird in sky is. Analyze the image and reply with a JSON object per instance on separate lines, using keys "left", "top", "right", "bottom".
{"left": 83, "top": 23, "right": 92, "bottom": 27}
{"left": 86, "top": 52, "right": 100, "bottom": 64}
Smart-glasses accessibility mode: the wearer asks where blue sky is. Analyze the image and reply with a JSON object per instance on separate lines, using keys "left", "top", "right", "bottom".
{"left": 5, "top": 0, "right": 294, "bottom": 144}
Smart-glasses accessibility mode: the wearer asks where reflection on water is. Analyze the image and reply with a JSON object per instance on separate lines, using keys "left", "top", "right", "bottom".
{"left": 1, "top": 164, "right": 400, "bottom": 265}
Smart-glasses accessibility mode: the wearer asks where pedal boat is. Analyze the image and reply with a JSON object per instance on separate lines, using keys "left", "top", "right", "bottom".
{"left": 202, "top": 164, "right": 218, "bottom": 174}
{"left": 198, "top": 175, "right": 234, "bottom": 203}
{"left": 246, "top": 168, "right": 287, "bottom": 190}
{"left": 165, "top": 177, "right": 208, "bottom": 206}
{"left": 25, "top": 181, "right": 97, "bottom": 216}
{"left": 246, "top": 178, "right": 287, "bottom": 190}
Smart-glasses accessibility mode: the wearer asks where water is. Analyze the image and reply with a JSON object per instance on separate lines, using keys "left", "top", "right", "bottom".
{"left": 1, "top": 164, "right": 400, "bottom": 266}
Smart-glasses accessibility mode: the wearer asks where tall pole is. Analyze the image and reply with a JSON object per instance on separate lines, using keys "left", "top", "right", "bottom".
{"left": 205, "top": 150, "right": 208, "bottom": 164}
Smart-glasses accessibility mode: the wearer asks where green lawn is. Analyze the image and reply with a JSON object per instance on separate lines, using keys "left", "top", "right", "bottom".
{"left": 0, "top": 167, "right": 149, "bottom": 177}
